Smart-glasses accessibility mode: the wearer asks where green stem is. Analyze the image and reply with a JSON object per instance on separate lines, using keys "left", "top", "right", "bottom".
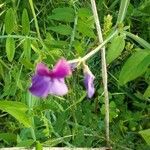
{"left": 68, "top": 30, "right": 118, "bottom": 64}
{"left": 28, "top": 93, "right": 36, "bottom": 141}
{"left": 0, "top": 35, "right": 38, "bottom": 40}
{"left": 29, "top": 0, "right": 41, "bottom": 40}
{"left": 29, "top": 0, "right": 47, "bottom": 49}
{"left": 69, "top": 7, "right": 78, "bottom": 51}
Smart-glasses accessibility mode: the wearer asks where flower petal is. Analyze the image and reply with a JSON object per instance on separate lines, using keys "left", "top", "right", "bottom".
{"left": 49, "top": 78, "right": 68, "bottom": 96}
{"left": 29, "top": 74, "right": 51, "bottom": 97}
{"left": 36, "top": 63, "right": 49, "bottom": 76}
{"left": 50, "top": 59, "right": 71, "bottom": 78}
{"left": 84, "top": 65, "right": 95, "bottom": 98}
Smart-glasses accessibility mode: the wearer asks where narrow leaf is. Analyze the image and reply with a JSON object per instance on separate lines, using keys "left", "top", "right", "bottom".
{"left": 0, "top": 63, "right": 4, "bottom": 79}
{"left": 23, "top": 38, "right": 31, "bottom": 60}
{"left": 0, "top": 101, "right": 31, "bottom": 127}
{"left": 6, "top": 37, "right": 15, "bottom": 62}
{"left": 107, "top": 35, "right": 125, "bottom": 64}
{"left": 117, "top": 0, "right": 130, "bottom": 24}
{"left": 5, "top": 8, "right": 15, "bottom": 34}
{"left": 119, "top": 50, "right": 150, "bottom": 85}
{"left": 22, "top": 9, "right": 30, "bottom": 35}
{"left": 125, "top": 31, "right": 150, "bottom": 49}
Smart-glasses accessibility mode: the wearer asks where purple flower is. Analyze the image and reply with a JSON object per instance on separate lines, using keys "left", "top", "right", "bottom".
{"left": 29, "top": 59, "right": 71, "bottom": 97}
{"left": 83, "top": 64, "right": 95, "bottom": 98}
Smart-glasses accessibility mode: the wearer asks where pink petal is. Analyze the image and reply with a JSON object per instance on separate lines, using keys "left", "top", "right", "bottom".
{"left": 49, "top": 78, "right": 68, "bottom": 96}
{"left": 36, "top": 63, "right": 49, "bottom": 76}
{"left": 50, "top": 59, "right": 71, "bottom": 78}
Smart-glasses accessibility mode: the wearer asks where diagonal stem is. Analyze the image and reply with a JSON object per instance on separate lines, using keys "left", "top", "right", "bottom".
{"left": 68, "top": 30, "right": 118, "bottom": 64}
{"left": 90, "top": 0, "right": 110, "bottom": 146}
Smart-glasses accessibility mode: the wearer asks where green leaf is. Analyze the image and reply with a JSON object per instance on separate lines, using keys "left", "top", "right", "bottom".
{"left": 48, "top": 7, "right": 74, "bottom": 22}
{"left": 78, "top": 8, "right": 92, "bottom": 18}
{"left": 125, "top": 31, "right": 150, "bottom": 49}
{"left": 77, "top": 19, "right": 95, "bottom": 38}
{"left": 106, "top": 35, "right": 125, "bottom": 64}
{"left": 17, "top": 139, "right": 35, "bottom": 147}
{"left": 117, "top": 0, "right": 130, "bottom": 24}
{"left": 5, "top": 8, "right": 15, "bottom": 34}
{"left": 0, "top": 63, "right": 4, "bottom": 79}
{"left": 6, "top": 37, "right": 15, "bottom": 62}
{"left": 0, "top": 101, "right": 31, "bottom": 127}
{"left": 144, "top": 85, "right": 150, "bottom": 98}
{"left": 22, "top": 9, "right": 30, "bottom": 35}
{"left": 76, "top": 8, "right": 95, "bottom": 38}
{"left": 36, "top": 141, "right": 43, "bottom": 150}
{"left": 23, "top": 38, "right": 31, "bottom": 60}
{"left": 48, "top": 25, "right": 72, "bottom": 35}
{"left": 0, "top": 133, "right": 17, "bottom": 144}
{"left": 119, "top": 50, "right": 150, "bottom": 85}
{"left": 139, "top": 129, "right": 150, "bottom": 145}
{"left": 20, "top": 58, "right": 34, "bottom": 70}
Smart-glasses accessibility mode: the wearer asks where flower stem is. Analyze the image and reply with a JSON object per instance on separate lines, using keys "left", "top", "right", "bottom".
{"left": 68, "top": 30, "right": 118, "bottom": 64}
{"left": 90, "top": 0, "right": 110, "bottom": 146}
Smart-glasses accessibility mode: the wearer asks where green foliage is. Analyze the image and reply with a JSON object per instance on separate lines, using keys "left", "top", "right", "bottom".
{"left": 119, "top": 49, "right": 150, "bottom": 85}
{"left": 6, "top": 37, "right": 15, "bottom": 62}
{"left": 0, "top": 133, "right": 17, "bottom": 145}
{"left": 117, "top": 0, "right": 130, "bottom": 24}
{"left": 4, "top": 8, "right": 15, "bottom": 34}
{"left": 0, "top": 0, "right": 150, "bottom": 149}
{"left": 77, "top": 8, "right": 95, "bottom": 38}
{"left": 144, "top": 85, "right": 150, "bottom": 99}
{"left": 0, "top": 101, "right": 32, "bottom": 127}
{"left": 125, "top": 31, "right": 150, "bottom": 49}
{"left": 107, "top": 34, "right": 125, "bottom": 64}
{"left": 48, "top": 25, "right": 72, "bottom": 36}
{"left": 48, "top": 7, "right": 75, "bottom": 22}
{"left": 23, "top": 38, "right": 31, "bottom": 60}
{"left": 139, "top": 129, "right": 150, "bottom": 145}
{"left": 22, "top": 9, "right": 30, "bottom": 35}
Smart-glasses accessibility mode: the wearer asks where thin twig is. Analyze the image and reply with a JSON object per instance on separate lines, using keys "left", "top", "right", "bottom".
{"left": 90, "top": 0, "right": 110, "bottom": 146}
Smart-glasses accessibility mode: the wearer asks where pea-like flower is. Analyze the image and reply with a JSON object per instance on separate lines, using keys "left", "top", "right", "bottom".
{"left": 83, "top": 64, "right": 95, "bottom": 98}
{"left": 29, "top": 59, "right": 71, "bottom": 97}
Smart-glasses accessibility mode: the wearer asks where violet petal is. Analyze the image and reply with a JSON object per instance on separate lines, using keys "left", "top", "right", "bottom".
{"left": 49, "top": 78, "right": 68, "bottom": 96}
{"left": 50, "top": 59, "right": 71, "bottom": 78}
{"left": 84, "top": 65, "right": 95, "bottom": 98}
{"left": 29, "top": 74, "right": 51, "bottom": 97}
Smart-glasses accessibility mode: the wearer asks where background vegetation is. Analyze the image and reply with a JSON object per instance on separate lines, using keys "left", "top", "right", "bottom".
{"left": 0, "top": 0, "right": 150, "bottom": 149}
